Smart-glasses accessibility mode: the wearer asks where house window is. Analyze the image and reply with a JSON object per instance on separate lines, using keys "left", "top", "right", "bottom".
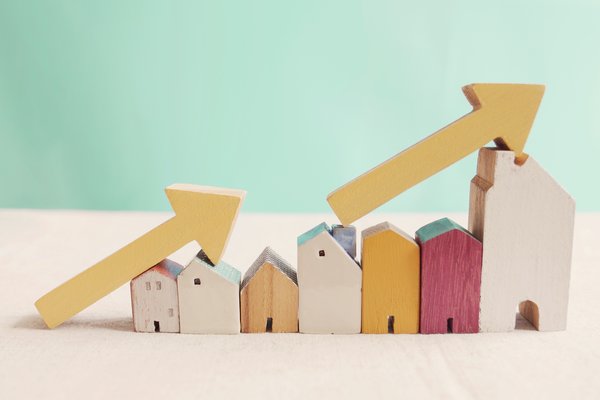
{"left": 318, "top": 250, "right": 325, "bottom": 257}
{"left": 168, "top": 308, "right": 174, "bottom": 317}
{"left": 156, "top": 281, "right": 162, "bottom": 290}
{"left": 194, "top": 278, "right": 201, "bottom": 285}
{"left": 145, "top": 282, "right": 151, "bottom": 291}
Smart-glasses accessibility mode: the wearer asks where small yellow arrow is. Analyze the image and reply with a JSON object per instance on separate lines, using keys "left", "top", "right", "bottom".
{"left": 327, "top": 83, "right": 545, "bottom": 225}
{"left": 35, "top": 184, "right": 246, "bottom": 328}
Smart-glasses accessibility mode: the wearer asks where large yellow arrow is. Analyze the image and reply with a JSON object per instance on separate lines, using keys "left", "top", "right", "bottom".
{"left": 35, "top": 184, "right": 246, "bottom": 328}
{"left": 327, "top": 83, "right": 545, "bottom": 225}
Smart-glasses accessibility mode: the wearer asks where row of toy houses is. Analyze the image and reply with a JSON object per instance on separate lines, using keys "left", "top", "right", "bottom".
{"left": 131, "top": 204, "right": 572, "bottom": 335}
{"left": 34, "top": 86, "right": 575, "bottom": 333}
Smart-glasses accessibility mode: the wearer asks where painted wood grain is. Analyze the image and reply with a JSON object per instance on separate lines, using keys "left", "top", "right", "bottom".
{"left": 178, "top": 251, "right": 241, "bottom": 334}
{"left": 332, "top": 225, "right": 357, "bottom": 259}
{"left": 469, "top": 148, "right": 575, "bottom": 332}
{"left": 241, "top": 247, "right": 298, "bottom": 333}
{"left": 327, "top": 84, "right": 545, "bottom": 225}
{"left": 298, "top": 223, "right": 362, "bottom": 334}
{"left": 361, "top": 222, "right": 420, "bottom": 334}
{"left": 36, "top": 184, "right": 245, "bottom": 329}
{"left": 130, "top": 259, "right": 183, "bottom": 333}
{"left": 416, "top": 218, "right": 482, "bottom": 334}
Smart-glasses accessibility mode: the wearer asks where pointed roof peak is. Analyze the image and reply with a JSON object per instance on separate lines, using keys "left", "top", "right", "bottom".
{"left": 415, "top": 218, "right": 475, "bottom": 244}
{"left": 242, "top": 247, "right": 297, "bottom": 289}
{"left": 188, "top": 250, "right": 241, "bottom": 285}
{"left": 362, "top": 221, "right": 414, "bottom": 243}
{"left": 297, "top": 222, "right": 331, "bottom": 246}
{"left": 135, "top": 259, "right": 183, "bottom": 281}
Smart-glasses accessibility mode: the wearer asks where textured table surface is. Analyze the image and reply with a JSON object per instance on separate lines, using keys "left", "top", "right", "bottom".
{"left": 0, "top": 210, "right": 598, "bottom": 399}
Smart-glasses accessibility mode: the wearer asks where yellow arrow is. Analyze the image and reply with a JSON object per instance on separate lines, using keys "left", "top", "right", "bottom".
{"left": 327, "top": 83, "right": 545, "bottom": 225}
{"left": 35, "top": 184, "right": 246, "bottom": 328}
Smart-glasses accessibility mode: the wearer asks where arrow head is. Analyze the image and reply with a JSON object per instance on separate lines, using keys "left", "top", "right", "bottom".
{"left": 166, "top": 184, "right": 246, "bottom": 264}
{"left": 463, "top": 83, "right": 545, "bottom": 159}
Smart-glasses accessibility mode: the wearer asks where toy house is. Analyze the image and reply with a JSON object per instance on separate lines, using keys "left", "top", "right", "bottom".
{"left": 361, "top": 222, "right": 420, "bottom": 334}
{"left": 36, "top": 184, "right": 246, "bottom": 330}
{"left": 130, "top": 259, "right": 183, "bottom": 333}
{"left": 240, "top": 247, "right": 298, "bottom": 333}
{"left": 35, "top": 84, "right": 577, "bottom": 340}
{"left": 416, "top": 218, "right": 482, "bottom": 334}
{"left": 332, "top": 225, "right": 357, "bottom": 259}
{"left": 297, "top": 223, "right": 361, "bottom": 334}
{"left": 177, "top": 250, "right": 241, "bottom": 334}
{"left": 469, "top": 148, "right": 575, "bottom": 332}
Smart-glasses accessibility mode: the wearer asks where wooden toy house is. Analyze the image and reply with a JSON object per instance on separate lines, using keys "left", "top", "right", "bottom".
{"left": 469, "top": 148, "right": 575, "bottom": 332}
{"left": 36, "top": 184, "right": 246, "bottom": 330}
{"left": 416, "top": 218, "right": 482, "bottom": 334}
{"left": 241, "top": 247, "right": 298, "bottom": 333}
{"left": 130, "top": 259, "right": 183, "bottom": 333}
{"left": 177, "top": 250, "right": 241, "bottom": 334}
{"left": 361, "top": 222, "right": 420, "bottom": 334}
{"left": 297, "top": 223, "right": 361, "bottom": 334}
{"left": 332, "top": 225, "right": 357, "bottom": 259}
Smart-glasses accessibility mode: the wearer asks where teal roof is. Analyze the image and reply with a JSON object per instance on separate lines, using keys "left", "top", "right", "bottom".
{"left": 415, "top": 218, "right": 474, "bottom": 244}
{"left": 297, "top": 222, "right": 331, "bottom": 246}
{"left": 196, "top": 250, "right": 241, "bottom": 285}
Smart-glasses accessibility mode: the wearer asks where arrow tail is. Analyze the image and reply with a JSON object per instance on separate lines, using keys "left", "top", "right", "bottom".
{"left": 327, "top": 111, "right": 487, "bottom": 225}
{"left": 35, "top": 217, "right": 186, "bottom": 328}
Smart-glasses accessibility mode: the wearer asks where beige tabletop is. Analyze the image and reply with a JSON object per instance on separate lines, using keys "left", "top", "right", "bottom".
{"left": 0, "top": 210, "right": 598, "bottom": 399}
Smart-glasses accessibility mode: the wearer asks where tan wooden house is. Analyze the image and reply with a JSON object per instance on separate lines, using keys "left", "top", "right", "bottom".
{"left": 241, "top": 247, "right": 298, "bottom": 333}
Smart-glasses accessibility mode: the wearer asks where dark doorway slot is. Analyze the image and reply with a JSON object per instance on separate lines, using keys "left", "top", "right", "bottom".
{"left": 447, "top": 318, "right": 454, "bottom": 333}
{"left": 387, "top": 316, "right": 395, "bottom": 334}
{"left": 154, "top": 321, "right": 160, "bottom": 332}
{"left": 194, "top": 278, "right": 201, "bottom": 285}
{"left": 266, "top": 317, "right": 273, "bottom": 333}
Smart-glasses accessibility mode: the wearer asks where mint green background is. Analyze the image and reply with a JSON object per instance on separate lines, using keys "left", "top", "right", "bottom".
{"left": 1, "top": 1, "right": 598, "bottom": 212}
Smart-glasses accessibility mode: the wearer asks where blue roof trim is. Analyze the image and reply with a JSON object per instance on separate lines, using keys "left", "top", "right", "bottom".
{"left": 415, "top": 218, "right": 474, "bottom": 244}
{"left": 196, "top": 250, "right": 241, "bottom": 285}
{"left": 297, "top": 222, "right": 331, "bottom": 246}
{"left": 161, "top": 259, "right": 184, "bottom": 279}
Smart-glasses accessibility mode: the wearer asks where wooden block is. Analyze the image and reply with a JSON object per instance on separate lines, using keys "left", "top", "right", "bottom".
{"left": 177, "top": 250, "right": 241, "bottom": 334}
{"left": 327, "top": 84, "right": 545, "bottom": 225}
{"left": 415, "top": 218, "right": 482, "bottom": 334}
{"left": 361, "top": 222, "right": 420, "bottom": 334}
{"left": 130, "top": 259, "right": 183, "bottom": 333}
{"left": 240, "top": 247, "right": 298, "bottom": 333}
{"left": 297, "top": 223, "right": 362, "bottom": 334}
{"left": 35, "top": 184, "right": 245, "bottom": 329}
{"left": 332, "top": 224, "right": 357, "bottom": 259}
{"left": 469, "top": 148, "right": 575, "bottom": 332}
